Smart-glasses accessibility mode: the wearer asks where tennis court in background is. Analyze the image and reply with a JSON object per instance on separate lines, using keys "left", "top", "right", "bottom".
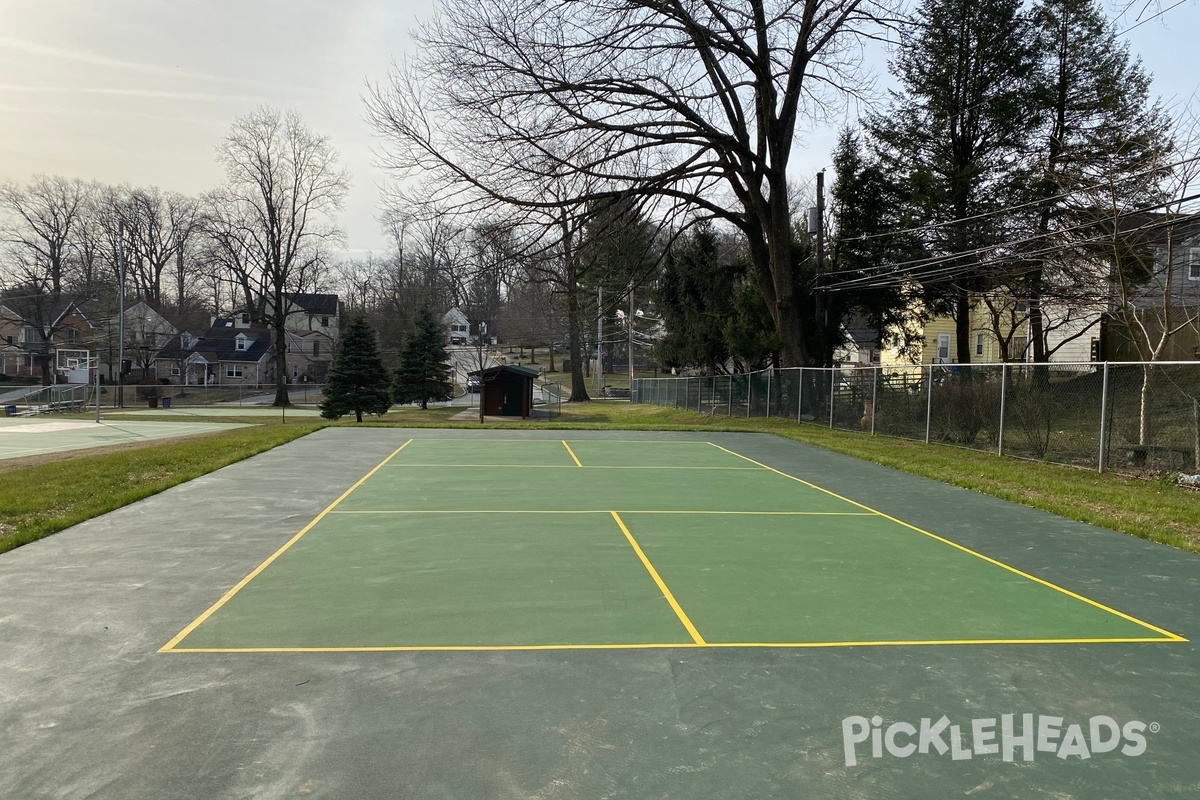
{"left": 0, "top": 416, "right": 251, "bottom": 461}
{"left": 163, "top": 437, "right": 1183, "bottom": 653}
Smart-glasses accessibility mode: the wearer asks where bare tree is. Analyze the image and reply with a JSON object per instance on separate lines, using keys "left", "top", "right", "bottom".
{"left": 206, "top": 106, "right": 350, "bottom": 405}
{"left": 0, "top": 175, "right": 87, "bottom": 302}
{"left": 367, "top": 0, "right": 890, "bottom": 367}
{"left": 1102, "top": 115, "right": 1200, "bottom": 445}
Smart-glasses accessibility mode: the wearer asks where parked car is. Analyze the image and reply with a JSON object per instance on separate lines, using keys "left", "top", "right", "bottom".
{"left": 466, "top": 375, "right": 480, "bottom": 393}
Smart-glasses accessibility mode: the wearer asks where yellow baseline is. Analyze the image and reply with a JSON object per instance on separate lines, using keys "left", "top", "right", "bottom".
{"left": 166, "top": 635, "right": 1178, "bottom": 654}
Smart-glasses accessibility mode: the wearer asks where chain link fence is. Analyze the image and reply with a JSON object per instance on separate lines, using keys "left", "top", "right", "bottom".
{"left": 633, "top": 362, "right": 1200, "bottom": 475}
{"left": 536, "top": 381, "right": 564, "bottom": 420}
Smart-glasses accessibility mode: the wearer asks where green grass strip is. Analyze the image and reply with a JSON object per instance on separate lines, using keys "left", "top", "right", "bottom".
{"left": 0, "top": 424, "right": 322, "bottom": 555}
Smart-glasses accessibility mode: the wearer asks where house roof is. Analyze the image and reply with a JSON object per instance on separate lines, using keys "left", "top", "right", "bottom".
{"left": 155, "top": 325, "right": 273, "bottom": 364}
{"left": 1, "top": 296, "right": 91, "bottom": 330}
{"left": 285, "top": 293, "right": 339, "bottom": 316}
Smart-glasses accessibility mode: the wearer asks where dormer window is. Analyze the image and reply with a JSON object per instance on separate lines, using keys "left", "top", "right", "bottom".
{"left": 235, "top": 334, "right": 249, "bottom": 352}
{"left": 241, "top": 313, "right": 250, "bottom": 325}
{"left": 181, "top": 333, "right": 193, "bottom": 349}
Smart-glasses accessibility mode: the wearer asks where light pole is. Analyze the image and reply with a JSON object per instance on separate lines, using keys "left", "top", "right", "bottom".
{"left": 116, "top": 220, "right": 126, "bottom": 408}
{"left": 477, "top": 321, "right": 487, "bottom": 424}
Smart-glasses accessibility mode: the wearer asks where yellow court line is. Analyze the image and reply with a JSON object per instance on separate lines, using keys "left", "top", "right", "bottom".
{"left": 611, "top": 511, "right": 705, "bottom": 644}
{"left": 158, "top": 439, "right": 416, "bottom": 653}
{"left": 162, "top": 635, "right": 1179, "bottom": 654}
{"left": 326, "top": 509, "right": 875, "bottom": 515}
{"left": 705, "top": 442, "right": 1188, "bottom": 643}
{"left": 562, "top": 440, "right": 583, "bottom": 467}
{"left": 408, "top": 438, "right": 713, "bottom": 443}
{"left": 382, "top": 463, "right": 760, "bottom": 470}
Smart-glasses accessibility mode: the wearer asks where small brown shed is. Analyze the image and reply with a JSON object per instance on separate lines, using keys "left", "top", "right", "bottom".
{"left": 471, "top": 364, "right": 540, "bottom": 418}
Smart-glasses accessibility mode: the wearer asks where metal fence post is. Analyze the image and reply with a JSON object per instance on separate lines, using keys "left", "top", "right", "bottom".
{"left": 870, "top": 365, "right": 878, "bottom": 435}
{"left": 766, "top": 369, "right": 772, "bottom": 418}
{"left": 727, "top": 375, "right": 732, "bottom": 416}
{"left": 924, "top": 364, "right": 933, "bottom": 444}
{"left": 828, "top": 368, "right": 835, "bottom": 429}
{"left": 1098, "top": 361, "right": 1110, "bottom": 473}
{"left": 747, "top": 373, "right": 752, "bottom": 418}
{"left": 998, "top": 363, "right": 1007, "bottom": 457}
{"left": 797, "top": 368, "right": 805, "bottom": 423}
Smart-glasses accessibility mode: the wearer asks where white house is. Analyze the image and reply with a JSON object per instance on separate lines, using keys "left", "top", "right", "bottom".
{"left": 442, "top": 307, "right": 470, "bottom": 345}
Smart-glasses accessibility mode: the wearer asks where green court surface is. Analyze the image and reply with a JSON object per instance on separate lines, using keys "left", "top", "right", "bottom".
{"left": 0, "top": 417, "right": 251, "bottom": 461}
{"left": 165, "top": 438, "right": 1181, "bottom": 653}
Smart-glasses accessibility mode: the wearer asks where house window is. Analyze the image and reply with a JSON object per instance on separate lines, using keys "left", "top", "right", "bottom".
{"left": 286, "top": 342, "right": 292, "bottom": 354}
{"left": 226, "top": 364, "right": 243, "bottom": 378}
{"left": 23, "top": 327, "right": 43, "bottom": 344}
{"left": 241, "top": 313, "right": 250, "bottom": 324}
{"left": 65, "top": 328, "right": 81, "bottom": 344}
{"left": 313, "top": 341, "right": 321, "bottom": 357}
{"left": 171, "top": 364, "right": 181, "bottom": 377}
{"left": 975, "top": 333, "right": 985, "bottom": 357}
{"left": 320, "top": 316, "right": 329, "bottom": 327}
{"left": 235, "top": 335, "right": 248, "bottom": 351}
{"left": 1189, "top": 248, "right": 1200, "bottom": 280}
{"left": 935, "top": 333, "right": 951, "bottom": 363}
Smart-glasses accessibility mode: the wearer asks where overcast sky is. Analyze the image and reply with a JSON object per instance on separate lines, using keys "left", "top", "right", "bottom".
{"left": 1, "top": 0, "right": 1196, "bottom": 254}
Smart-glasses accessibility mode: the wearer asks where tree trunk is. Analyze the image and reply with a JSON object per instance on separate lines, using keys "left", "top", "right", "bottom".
{"left": 955, "top": 288, "right": 972, "bottom": 365}
{"left": 566, "top": 282, "right": 590, "bottom": 402}
{"left": 272, "top": 283, "right": 290, "bottom": 407}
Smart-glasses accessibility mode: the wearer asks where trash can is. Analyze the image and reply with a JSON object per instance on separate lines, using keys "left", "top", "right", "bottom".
{"left": 4, "top": 405, "right": 15, "bottom": 417}
{"left": 148, "top": 396, "right": 159, "bottom": 409}
{"left": 161, "top": 396, "right": 172, "bottom": 409}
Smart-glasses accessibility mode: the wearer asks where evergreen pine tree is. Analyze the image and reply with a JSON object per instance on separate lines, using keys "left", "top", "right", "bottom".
{"left": 392, "top": 306, "right": 454, "bottom": 409}
{"left": 655, "top": 221, "right": 738, "bottom": 373}
{"left": 828, "top": 129, "right": 925, "bottom": 360}
{"left": 320, "top": 316, "right": 393, "bottom": 423}
{"left": 1021, "top": 0, "right": 1171, "bottom": 361}
{"left": 868, "top": 0, "right": 1041, "bottom": 363}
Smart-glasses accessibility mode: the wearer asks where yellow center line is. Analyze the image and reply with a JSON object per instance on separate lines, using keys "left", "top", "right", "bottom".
{"left": 563, "top": 440, "right": 583, "bottom": 467}
{"left": 380, "top": 463, "right": 760, "bottom": 470}
{"left": 705, "top": 441, "right": 1188, "bottom": 643}
{"left": 611, "top": 510, "right": 705, "bottom": 645}
{"left": 325, "top": 509, "right": 875, "bottom": 515}
{"left": 158, "top": 438, "right": 415, "bottom": 652}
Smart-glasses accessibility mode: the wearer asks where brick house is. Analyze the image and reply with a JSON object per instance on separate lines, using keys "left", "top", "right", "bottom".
{"left": 0, "top": 297, "right": 95, "bottom": 382}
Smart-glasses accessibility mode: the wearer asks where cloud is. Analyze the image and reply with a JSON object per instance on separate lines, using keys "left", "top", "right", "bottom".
{"left": 0, "top": 35, "right": 263, "bottom": 88}
{"left": 0, "top": 85, "right": 263, "bottom": 103}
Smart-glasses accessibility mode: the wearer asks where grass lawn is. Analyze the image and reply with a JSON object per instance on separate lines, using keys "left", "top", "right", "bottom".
{"left": 3, "top": 399, "right": 1199, "bottom": 557}
{"left": 0, "top": 423, "right": 323, "bottom": 555}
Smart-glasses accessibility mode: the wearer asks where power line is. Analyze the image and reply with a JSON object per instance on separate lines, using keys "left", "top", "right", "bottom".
{"left": 823, "top": 193, "right": 1200, "bottom": 292}
{"left": 833, "top": 153, "right": 1200, "bottom": 246}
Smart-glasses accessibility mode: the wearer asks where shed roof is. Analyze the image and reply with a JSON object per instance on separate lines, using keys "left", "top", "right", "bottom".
{"left": 469, "top": 364, "right": 540, "bottom": 380}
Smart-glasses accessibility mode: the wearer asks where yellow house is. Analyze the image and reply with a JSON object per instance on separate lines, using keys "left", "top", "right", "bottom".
{"left": 878, "top": 292, "right": 1094, "bottom": 367}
